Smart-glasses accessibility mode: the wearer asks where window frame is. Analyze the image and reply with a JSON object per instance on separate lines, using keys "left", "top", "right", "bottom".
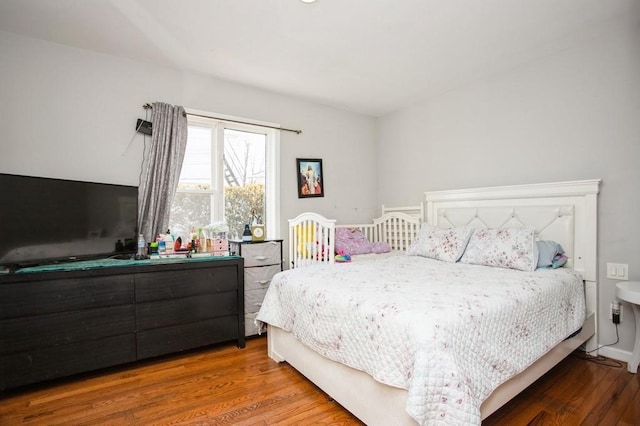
{"left": 177, "top": 111, "right": 280, "bottom": 240}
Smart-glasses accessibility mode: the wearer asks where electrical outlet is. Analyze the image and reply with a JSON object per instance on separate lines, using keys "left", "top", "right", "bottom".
{"left": 610, "top": 301, "right": 623, "bottom": 324}
{"left": 606, "top": 263, "right": 629, "bottom": 280}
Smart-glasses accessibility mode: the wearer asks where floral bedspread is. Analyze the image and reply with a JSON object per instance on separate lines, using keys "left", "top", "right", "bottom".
{"left": 256, "top": 254, "right": 585, "bottom": 425}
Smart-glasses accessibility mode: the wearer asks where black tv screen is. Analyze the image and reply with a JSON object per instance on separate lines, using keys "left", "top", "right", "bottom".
{"left": 0, "top": 173, "right": 138, "bottom": 269}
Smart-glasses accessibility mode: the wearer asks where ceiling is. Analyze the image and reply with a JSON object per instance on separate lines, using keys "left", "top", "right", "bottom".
{"left": 0, "top": 0, "right": 637, "bottom": 116}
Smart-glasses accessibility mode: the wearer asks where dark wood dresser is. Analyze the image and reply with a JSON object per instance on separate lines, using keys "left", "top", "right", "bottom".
{"left": 0, "top": 256, "right": 244, "bottom": 390}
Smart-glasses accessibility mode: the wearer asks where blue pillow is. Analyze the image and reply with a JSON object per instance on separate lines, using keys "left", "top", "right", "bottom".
{"left": 551, "top": 253, "right": 568, "bottom": 269}
{"left": 537, "top": 241, "right": 566, "bottom": 269}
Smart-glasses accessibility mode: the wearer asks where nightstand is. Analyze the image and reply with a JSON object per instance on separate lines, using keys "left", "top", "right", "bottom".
{"left": 229, "top": 239, "right": 283, "bottom": 336}
{"left": 616, "top": 281, "right": 640, "bottom": 373}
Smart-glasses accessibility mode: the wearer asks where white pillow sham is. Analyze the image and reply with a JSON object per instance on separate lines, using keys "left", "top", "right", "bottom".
{"left": 459, "top": 227, "right": 538, "bottom": 271}
{"left": 407, "top": 225, "right": 473, "bottom": 263}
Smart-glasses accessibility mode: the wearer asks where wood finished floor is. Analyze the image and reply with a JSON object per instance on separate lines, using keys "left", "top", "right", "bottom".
{"left": 1, "top": 336, "right": 639, "bottom": 425}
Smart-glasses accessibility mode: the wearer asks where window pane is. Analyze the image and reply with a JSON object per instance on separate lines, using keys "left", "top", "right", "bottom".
{"left": 169, "top": 125, "right": 213, "bottom": 245}
{"left": 179, "top": 126, "right": 211, "bottom": 189}
{"left": 224, "top": 129, "right": 266, "bottom": 238}
{"left": 169, "top": 192, "right": 211, "bottom": 243}
{"left": 223, "top": 129, "right": 265, "bottom": 186}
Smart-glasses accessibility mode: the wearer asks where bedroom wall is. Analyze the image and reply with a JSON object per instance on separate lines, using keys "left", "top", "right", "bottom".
{"left": 0, "top": 30, "right": 378, "bottom": 250}
{"left": 376, "top": 22, "right": 640, "bottom": 358}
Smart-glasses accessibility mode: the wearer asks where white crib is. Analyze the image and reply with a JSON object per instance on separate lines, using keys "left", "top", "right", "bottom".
{"left": 288, "top": 209, "right": 422, "bottom": 268}
{"left": 288, "top": 212, "right": 336, "bottom": 269}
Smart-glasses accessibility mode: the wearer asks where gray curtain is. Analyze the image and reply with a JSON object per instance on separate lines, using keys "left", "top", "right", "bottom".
{"left": 137, "top": 102, "right": 188, "bottom": 243}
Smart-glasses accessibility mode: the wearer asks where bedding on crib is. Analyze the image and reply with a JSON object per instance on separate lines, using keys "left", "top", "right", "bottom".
{"left": 256, "top": 254, "right": 585, "bottom": 425}
{"left": 334, "top": 227, "right": 391, "bottom": 255}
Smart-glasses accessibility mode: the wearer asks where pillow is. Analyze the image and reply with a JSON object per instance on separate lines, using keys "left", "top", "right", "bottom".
{"left": 407, "top": 225, "right": 473, "bottom": 263}
{"left": 537, "top": 240, "right": 567, "bottom": 269}
{"left": 459, "top": 227, "right": 538, "bottom": 271}
{"left": 551, "top": 253, "right": 568, "bottom": 269}
{"left": 335, "top": 228, "right": 391, "bottom": 255}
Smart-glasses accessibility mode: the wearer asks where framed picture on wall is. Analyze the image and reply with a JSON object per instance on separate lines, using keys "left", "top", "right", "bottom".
{"left": 297, "top": 158, "right": 324, "bottom": 198}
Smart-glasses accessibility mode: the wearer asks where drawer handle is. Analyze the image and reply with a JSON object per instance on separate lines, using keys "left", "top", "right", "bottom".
{"left": 254, "top": 256, "right": 268, "bottom": 261}
{"left": 257, "top": 280, "right": 270, "bottom": 285}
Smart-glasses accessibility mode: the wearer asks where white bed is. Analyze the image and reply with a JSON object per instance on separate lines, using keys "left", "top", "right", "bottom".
{"left": 260, "top": 180, "right": 600, "bottom": 425}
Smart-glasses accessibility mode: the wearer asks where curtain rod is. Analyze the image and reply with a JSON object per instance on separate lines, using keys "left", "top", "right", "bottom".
{"left": 143, "top": 103, "right": 302, "bottom": 134}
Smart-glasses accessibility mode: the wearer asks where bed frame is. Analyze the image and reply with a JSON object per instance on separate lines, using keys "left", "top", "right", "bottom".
{"left": 272, "top": 179, "right": 600, "bottom": 425}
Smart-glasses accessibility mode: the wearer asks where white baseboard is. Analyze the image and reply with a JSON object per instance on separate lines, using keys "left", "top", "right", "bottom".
{"left": 598, "top": 346, "right": 632, "bottom": 362}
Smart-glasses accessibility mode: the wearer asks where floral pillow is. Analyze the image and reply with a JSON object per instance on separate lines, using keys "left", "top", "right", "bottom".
{"left": 459, "top": 227, "right": 538, "bottom": 271}
{"left": 335, "top": 228, "right": 391, "bottom": 255}
{"left": 407, "top": 225, "right": 473, "bottom": 263}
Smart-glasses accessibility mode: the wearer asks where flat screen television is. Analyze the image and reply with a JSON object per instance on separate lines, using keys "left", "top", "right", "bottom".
{"left": 0, "top": 173, "right": 138, "bottom": 270}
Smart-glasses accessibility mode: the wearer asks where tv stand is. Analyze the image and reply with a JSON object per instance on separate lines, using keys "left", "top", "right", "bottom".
{"left": 0, "top": 257, "right": 244, "bottom": 391}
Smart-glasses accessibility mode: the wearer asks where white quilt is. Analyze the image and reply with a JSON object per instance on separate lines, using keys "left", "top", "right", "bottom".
{"left": 256, "top": 254, "right": 585, "bottom": 425}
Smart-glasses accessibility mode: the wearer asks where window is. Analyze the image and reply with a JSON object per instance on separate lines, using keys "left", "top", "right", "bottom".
{"left": 168, "top": 114, "right": 279, "bottom": 244}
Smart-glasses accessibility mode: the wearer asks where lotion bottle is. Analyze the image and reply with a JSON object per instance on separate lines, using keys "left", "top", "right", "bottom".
{"left": 137, "top": 234, "right": 146, "bottom": 258}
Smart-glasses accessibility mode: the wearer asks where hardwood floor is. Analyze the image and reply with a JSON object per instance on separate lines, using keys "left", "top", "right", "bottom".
{"left": 484, "top": 352, "right": 640, "bottom": 425}
{"left": 1, "top": 336, "right": 638, "bottom": 425}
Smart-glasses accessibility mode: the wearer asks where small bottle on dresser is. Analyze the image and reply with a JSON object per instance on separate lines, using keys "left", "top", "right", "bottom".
{"left": 242, "top": 224, "right": 252, "bottom": 242}
{"left": 137, "top": 233, "right": 146, "bottom": 259}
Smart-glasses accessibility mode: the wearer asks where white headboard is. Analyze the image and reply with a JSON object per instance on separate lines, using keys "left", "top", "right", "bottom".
{"left": 425, "top": 180, "right": 600, "bottom": 282}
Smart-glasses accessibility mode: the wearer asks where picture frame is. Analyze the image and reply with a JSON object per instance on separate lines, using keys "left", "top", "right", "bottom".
{"left": 296, "top": 158, "right": 324, "bottom": 198}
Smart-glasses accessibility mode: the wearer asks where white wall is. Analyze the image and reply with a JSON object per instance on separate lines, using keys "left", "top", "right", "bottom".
{"left": 377, "top": 23, "right": 640, "bottom": 356}
{"left": 0, "top": 31, "right": 378, "bottom": 256}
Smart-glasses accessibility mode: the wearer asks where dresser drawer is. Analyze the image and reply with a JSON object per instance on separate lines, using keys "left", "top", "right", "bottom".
{"left": 0, "top": 275, "right": 134, "bottom": 319}
{"left": 245, "top": 312, "right": 261, "bottom": 336}
{"left": 137, "top": 316, "right": 239, "bottom": 359}
{"left": 135, "top": 265, "right": 239, "bottom": 302}
{"left": 244, "top": 264, "right": 281, "bottom": 291}
{"left": 136, "top": 291, "right": 238, "bottom": 331}
{"left": 245, "top": 288, "right": 268, "bottom": 314}
{"left": 1, "top": 334, "right": 136, "bottom": 390}
{"left": 240, "top": 241, "right": 282, "bottom": 267}
{"left": 1, "top": 305, "right": 135, "bottom": 355}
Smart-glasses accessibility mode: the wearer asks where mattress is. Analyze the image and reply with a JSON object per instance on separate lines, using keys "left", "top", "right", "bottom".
{"left": 256, "top": 253, "right": 585, "bottom": 425}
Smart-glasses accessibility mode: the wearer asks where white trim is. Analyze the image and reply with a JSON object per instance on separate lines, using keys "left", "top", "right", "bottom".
{"left": 598, "top": 345, "right": 632, "bottom": 363}
{"left": 266, "top": 130, "right": 280, "bottom": 240}
{"left": 213, "top": 123, "right": 225, "bottom": 220}
{"left": 425, "top": 179, "right": 600, "bottom": 203}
